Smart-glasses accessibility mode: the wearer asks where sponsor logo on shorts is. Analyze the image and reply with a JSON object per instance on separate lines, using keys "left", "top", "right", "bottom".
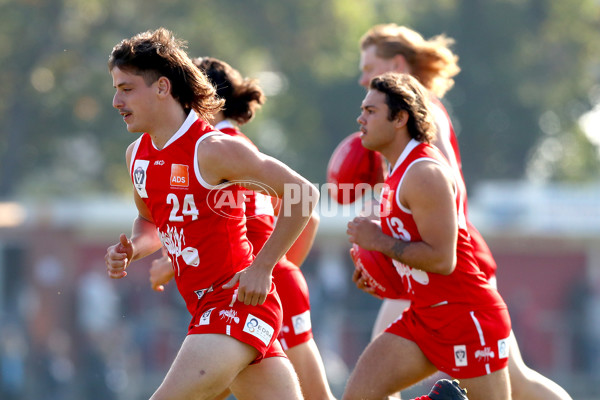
{"left": 196, "top": 307, "right": 215, "bottom": 326}
{"left": 133, "top": 159, "right": 149, "bottom": 198}
{"left": 292, "top": 310, "right": 312, "bottom": 335}
{"left": 454, "top": 345, "right": 468, "bottom": 367}
{"left": 498, "top": 338, "right": 509, "bottom": 359}
{"left": 243, "top": 314, "right": 274, "bottom": 346}
{"left": 219, "top": 309, "right": 240, "bottom": 324}
{"left": 475, "top": 347, "right": 495, "bottom": 362}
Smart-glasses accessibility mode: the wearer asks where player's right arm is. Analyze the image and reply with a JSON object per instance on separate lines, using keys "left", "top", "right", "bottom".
{"left": 105, "top": 142, "right": 163, "bottom": 279}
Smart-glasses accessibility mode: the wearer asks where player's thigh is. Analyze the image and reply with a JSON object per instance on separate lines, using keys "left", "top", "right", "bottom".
{"left": 507, "top": 329, "right": 530, "bottom": 375}
{"left": 230, "top": 356, "right": 303, "bottom": 400}
{"left": 343, "top": 332, "right": 437, "bottom": 400}
{"left": 459, "top": 366, "right": 511, "bottom": 400}
{"left": 286, "top": 339, "right": 333, "bottom": 399}
{"left": 371, "top": 298, "right": 410, "bottom": 340}
{"left": 151, "top": 334, "right": 258, "bottom": 400}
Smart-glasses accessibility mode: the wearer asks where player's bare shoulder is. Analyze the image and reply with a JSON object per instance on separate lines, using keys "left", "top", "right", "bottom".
{"left": 400, "top": 159, "right": 455, "bottom": 208}
{"left": 410, "top": 159, "right": 452, "bottom": 181}
{"left": 196, "top": 132, "right": 259, "bottom": 185}
{"left": 125, "top": 139, "right": 139, "bottom": 168}
{"left": 197, "top": 133, "right": 256, "bottom": 163}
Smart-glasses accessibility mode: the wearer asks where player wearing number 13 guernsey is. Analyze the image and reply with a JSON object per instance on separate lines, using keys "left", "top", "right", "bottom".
{"left": 105, "top": 28, "right": 315, "bottom": 400}
{"left": 379, "top": 142, "right": 503, "bottom": 315}
{"left": 343, "top": 73, "right": 511, "bottom": 400}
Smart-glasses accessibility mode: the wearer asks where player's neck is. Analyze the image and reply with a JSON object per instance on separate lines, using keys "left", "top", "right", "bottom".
{"left": 379, "top": 132, "right": 411, "bottom": 168}
{"left": 147, "top": 104, "right": 189, "bottom": 149}
{"left": 212, "top": 111, "right": 226, "bottom": 125}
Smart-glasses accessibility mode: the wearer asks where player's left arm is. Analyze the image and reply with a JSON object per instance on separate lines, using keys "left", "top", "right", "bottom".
{"left": 348, "top": 161, "right": 457, "bottom": 275}
{"left": 397, "top": 161, "right": 457, "bottom": 274}
{"left": 198, "top": 135, "right": 319, "bottom": 305}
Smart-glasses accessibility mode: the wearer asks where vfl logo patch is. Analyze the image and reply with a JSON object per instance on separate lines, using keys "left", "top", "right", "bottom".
{"left": 498, "top": 338, "right": 509, "bottom": 359}
{"left": 292, "top": 310, "right": 312, "bottom": 335}
{"left": 133, "top": 159, "right": 150, "bottom": 198}
{"left": 243, "top": 314, "right": 275, "bottom": 345}
{"left": 196, "top": 307, "right": 215, "bottom": 326}
{"left": 170, "top": 164, "right": 189, "bottom": 187}
{"left": 454, "top": 345, "right": 468, "bottom": 367}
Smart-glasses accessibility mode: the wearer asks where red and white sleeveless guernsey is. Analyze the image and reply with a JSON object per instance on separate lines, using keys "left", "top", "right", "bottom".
{"left": 129, "top": 112, "right": 284, "bottom": 361}
{"left": 130, "top": 112, "right": 254, "bottom": 312}
{"left": 381, "top": 139, "right": 511, "bottom": 378}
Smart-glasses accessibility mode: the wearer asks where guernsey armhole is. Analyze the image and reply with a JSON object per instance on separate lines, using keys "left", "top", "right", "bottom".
{"left": 395, "top": 158, "right": 446, "bottom": 214}
{"left": 193, "top": 131, "right": 234, "bottom": 190}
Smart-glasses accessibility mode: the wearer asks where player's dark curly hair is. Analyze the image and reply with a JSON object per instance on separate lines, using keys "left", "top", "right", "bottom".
{"left": 193, "top": 57, "right": 265, "bottom": 125}
{"left": 108, "top": 28, "right": 224, "bottom": 122}
{"left": 369, "top": 72, "right": 436, "bottom": 143}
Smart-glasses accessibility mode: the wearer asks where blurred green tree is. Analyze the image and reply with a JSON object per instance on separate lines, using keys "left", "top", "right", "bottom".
{"left": 0, "top": 0, "right": 598, "bottom": 199}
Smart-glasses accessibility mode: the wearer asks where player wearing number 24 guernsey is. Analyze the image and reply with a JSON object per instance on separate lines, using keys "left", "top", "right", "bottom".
{"left": 104, "top": 28, "right": 317, "bottom": 400}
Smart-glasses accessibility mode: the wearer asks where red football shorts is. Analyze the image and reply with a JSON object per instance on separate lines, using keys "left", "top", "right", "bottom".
{"left": 187, "top": 282, "right": 286, "bottom": 364}
{"left": 272, "top": 258, "right": 313, "bottom": 350}
{"left": 385, "top": 305, "right": 511, "bottom": 379}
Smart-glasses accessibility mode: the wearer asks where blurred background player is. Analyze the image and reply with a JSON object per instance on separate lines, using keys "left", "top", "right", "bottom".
{"left": 105, "top": 28, "right": 319, "bottom": 400}
{"left": 345, "top": 72, "right": 512, "bottom": 400}
{"left": 149, "top": 56, "right": 335, "bottom": 400}
{"left": 354, "top": 23, "right": 571, "bottom": 400}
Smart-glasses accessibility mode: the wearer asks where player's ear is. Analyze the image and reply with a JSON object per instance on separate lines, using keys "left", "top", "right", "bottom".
{"left": 156, "top": 76, "right": 171, "bottom": 97}
{"left": 393, "top": 110, "right": 409, "bottom": 128}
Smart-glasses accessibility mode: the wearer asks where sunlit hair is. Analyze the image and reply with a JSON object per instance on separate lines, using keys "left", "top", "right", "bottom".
{"left": 369, "top": 72, "right": 436, "bottom": 143}
{"left": 192, "top": 57, "right": 265, "bottom": 125}
{"left": 360, "top": 24, "right": 460, "bottom": 98}
{"left": 108, "top": 27, "right": 224, "bottom": 122}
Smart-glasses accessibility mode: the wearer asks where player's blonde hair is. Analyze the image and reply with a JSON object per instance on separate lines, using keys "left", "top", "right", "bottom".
{"left": 360, "top": 24, "right": 460, "bottom": 98}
